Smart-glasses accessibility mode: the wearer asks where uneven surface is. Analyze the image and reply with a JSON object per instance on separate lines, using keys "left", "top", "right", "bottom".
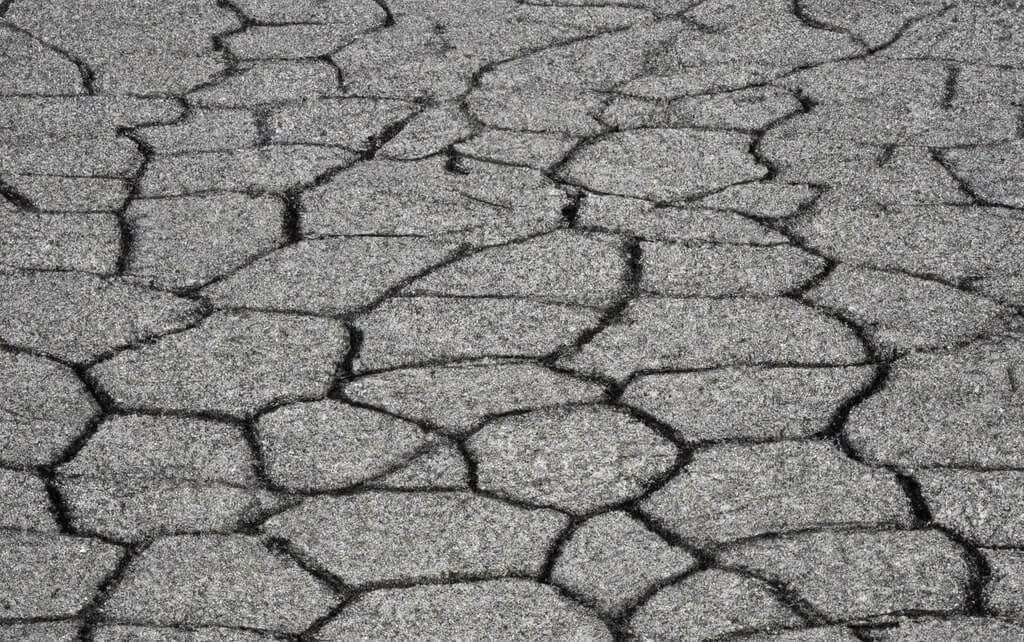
{"left": 2, "top": 0, "right": 1024, "bottom": 639}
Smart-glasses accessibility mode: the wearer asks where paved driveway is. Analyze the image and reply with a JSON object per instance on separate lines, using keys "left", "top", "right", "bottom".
{"left": 2, "top": 0, "right": 1024, "bottom": 639}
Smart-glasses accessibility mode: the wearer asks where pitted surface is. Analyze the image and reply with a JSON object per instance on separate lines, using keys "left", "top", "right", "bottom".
{"left": 1, "top": 0, "right": 1023, "bottom": 639}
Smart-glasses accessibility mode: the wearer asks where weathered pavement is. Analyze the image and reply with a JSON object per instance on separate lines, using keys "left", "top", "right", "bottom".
{"left": 2, "top": 0, "right": 1024, "bottom": 639}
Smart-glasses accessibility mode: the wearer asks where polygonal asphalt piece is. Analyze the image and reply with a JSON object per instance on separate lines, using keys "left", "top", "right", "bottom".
{"left": 0, "top": 532, "right": 122, "bottom": 619}
{"left": 0, "top": 350, "right": 98, "bottom": 467}
{"left": 551, "top": 511, "right": 697, "bottom": 616}
{"left": 455, "top": 129, "right": 576, "bottom": 170}
{"left": 231, "top": 0, "right": 385, "bottom": 24}
{"left": 641, "top": 442, "right": 912, "bottom": 544}
{"left": 367, "top": 439, "right": 469, "bottom": 489}
{"left": 0, "top": 209, "right": 120, "bottom": 273}
{"left": 0, "top": 622, "right": 80, "bottom": 641}
{"left": 560, "top": 297, "right": 865, "bottom": 380}
{"left": 0, "top": 271, "right": 205, "bottom": 363}
{"left": 640, "top": 242, "right": 824, "bottom": 297}
{"left": 319, "top": 579, "right": 612, "bottom": 640}
{"left": 267, "top": 98, "right": 415, "bottom": 147}
{"left": 405, "top": 230, "right": 625, "bottom": 305}
{"left": 872, "top": 616, "right": 1024, "bottom": 641}
{"left": 694, "top": 182, "right": 816, "bottom": 218}
{"left": 342, "top": 359, "right": 606, "bottom": 436}
{"left": 718, "top": 529, "right": 969, "bottom": 620}
{"left": 730, "top": 627, "right": 861, "bottom": 641}
{"left": 466, "top": 405, "right": 677, "bottom": 514}
{"left": 0, "top": 26, "right": 84, "bottom": 95}
{"left": 0, "top": 469, "right": 58, "bottom": 532}
{"left": 846, "top": 337, "right": 1024, "bottom": 468}
{"left": 188, "top": 61, "right": 341, "bottom": 108}
{"left": 103, "top": 535, "right": 336, "bottom": 632}
{"left": 805, "top": 265, "right": 1011, "bottom": 353}
{"left": 353, "top": 297, "right": 600, "bottom": 372}
{"left": 57, "top": 414, "right": 267, "bottom": 540}
{"left": 90, "top": 311, "right": 349, "bottom": 416}
{"left": 301, "top": 157, "right": 566, "bottom": 244}
{"left": 92, "top": 625, "right": 279, "bottom": 641}
{"left": 560, "top": 129, "right": 766, "bottom": 201}
{"left": 203, "top": 237, "right": 458, "bottom": 315}
{"left": 134, "top": 109, "right": 258, "bottom": 153}
{"left": 983, "top": 548, "right": 1024, "bottom": 623}
{"left": 917, "top": 469, "right": 1024, "bottom": 547}
{"left": 263, "top": 491, "right": 568, "bottom": 585}
{"left": 377, "top": 104, "right": 474, "bottom": 160}
{"left": 628, "top": 569, "right": 803, "bottom": 640}
{"left": 622, "top": 365, "right": 873, "bottom": 442}
{"left": 1, "top": 174, "right": 128, "bottom": 211}
{"left": 257, "top": 400, "right": 428, "bottom": 491}
{"left": 124, "top": 194, "right": 285, "bottom": 290}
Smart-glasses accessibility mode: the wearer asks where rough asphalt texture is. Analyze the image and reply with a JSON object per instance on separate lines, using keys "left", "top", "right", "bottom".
{"left": 1, "top": 0, "right": 1024, "bottom": 640}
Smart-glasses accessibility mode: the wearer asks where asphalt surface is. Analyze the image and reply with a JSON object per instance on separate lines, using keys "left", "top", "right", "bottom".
{"left": 2, "top": 0, "right": 1024, "bottom": 640}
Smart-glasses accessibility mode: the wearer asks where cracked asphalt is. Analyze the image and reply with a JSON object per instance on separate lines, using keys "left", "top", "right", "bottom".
{"left": 2, "top": 0, "right": 1024, "bottom": 640}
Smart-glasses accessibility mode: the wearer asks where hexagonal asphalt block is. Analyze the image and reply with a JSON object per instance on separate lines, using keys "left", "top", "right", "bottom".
{"left": 551, "top": 511, "right": 697, "bottom": 616}
{"left": 203, "top": 237, "right": 458, "bottom": 315}
{"left": 0, "top": 271, "right": 205, "bottom": 363}
{"left": 353, "top": 297, "right": 600, "bottom": 372}
{"left": 639, "top": 242, "right": 825, "bottom": 297}
{"left": 728, "top": 627, "right": 862, "bottom": 641}
{"left": 90, "top": 311, "right": 349, "bottom": 417}
{"left": 917, "top": 469, "right": 1024, "bottom": 547}
{"left": 342, "top": 359, "right": 606, "bottom": 437}
{"left": 560, "top": 129, "right": 767, "bottom": 201}
{"left": 0, "top": 469, "right": 57, "bottom": 532}
{"left": 0, "top": 532, "right": 122, "bottom": 619}
{"left": 846, "top": 336, "right": 1024, "bottom": 468}
{"left": 805, "top": 265, "right": 1011, "bottom": 353}
{"left": 319, "top": 580, "right": 612, "bottom": 639}
{"left": 871, "top": 616, "right": 1024, "bottom": 641}
{"left": 92, "top": 625, "right": 279, "bottom": 641}
{"left": 622, "top": 365, "right": 874, "bottom": 442}
{"left": 257, "top": 400, "right": 429, "bottom": 491}
{"left": 0, "top": 350, "right": 98, "bottom": 467}
{"left": 717, "top": 529, "right": 969, "bottom": 620}
{"left": 267, "top": 98, "right": 414, "bottom": 147}
{"left": 0, "top": 208, "right": 120, "bottom": 273}
{"left": 559, "top": 297, "right": 865, "bottom": 380}
{"left": 984, "top": 548, "right": 1024, "bottom": 623}
{"left": 134, "top": 108, "right": 258, "bottom": 153}
{"left": 641, "top": 442, "right": 912, "bottom": 544}
{"left": 628, "top": 569, "right": 803, "bottom": 640}
{"left": 57, "top": 414, "right": 271, "bottom": 541}
{"left": 188, "top": 61, "right": 342, "bottom": 108}
{"left": 263, "top": 491, "right": 567, "bottom": 586}
{"left": 404, "top": 230, "right": 626, "bottom": 306}
{"left": 467, "top": 405, "right": 677, "bottom": 514}
{"left": 102, "top": 535, "right": 336, "bottom": 632}
{"left": 0, "top": 622, "right": 80, "bottom": 641}
{"left": 366, "top": 439, "right": 469, "bottom": 489}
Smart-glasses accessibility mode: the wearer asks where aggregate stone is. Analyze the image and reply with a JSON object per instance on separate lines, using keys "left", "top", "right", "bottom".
{"left": 874, "top": 616, "right": 1024, "bottom": 641}
{"left": 551, "top": 511, "right": 697, "bottom": 615}
{"left": 718, "top": 529, "right": 969, "bottom": 620}
{"left": 189, "top": 61, "right": 341, "bottom": 107}
{"left": 466, "top": 405, "right": 677, "bottom": 514}
{"left": 125, "top": 193, "right": 285, "bottom": 290}
{"left": 793, "top": 199, "right": 1024, "bottom": 282}
{"left": 139, "top": 146, "right": 357, "bottom": 196}
{"left": 405, "top": 230, "right": 625, "bottom": 305}
{"left": 0, "top": 469, "right": 58, "bottom": 532}
{"left": 577, "top": 195, "right": 785, "bottom": 244}
{"left": 0, "top": 350, "right": 97, "bottom": 466}
{"left": 90, "top": 311, "right": 348, "bottom": 416}
{"left": 257, "top": 400, "right": 429, "bottom": 491}
{"left": 640, "top": 242, "right": 824, "bottom": 297}
{"left": 0, "top": 208, "right": 120, "bottom": 273}
{"left": 805, "top": 265, "right": 1011, "bottom": 353}
{"left": 0, "top": 532, "right": 122, "bottom": 619}
{"left": 0, "top": 271, "right": 205, "bottom": 363}
{"left": 135, "top": 109, "right": 259, "bottom": 153}
{"left": 622, "top": 365, "right": 873, "bottom": 442}
{"left": 263, "top": 491, "right": 568, "bottom": 585}
{"left": 561, "top": 128, "right": 766, "bottom": 201}
{"left": 203, "top": 237, "right": 457, "bottom": 315}
{"left": 917, "top": 469, "right": 1024, "bottom": 547}
{"left": 319, "top": 580, "right": 612, "bottom": 640}
{"left": 455, "top": 129, "right": 577, "bottom": 170}
{"left": 57, "top": 414, "right": 266, "bottom": 540}
{"left": 267, "top": 98, "right": 415, "bottom": 147}
{"left": 983, "top": 549, "right": 1024, "bottom": 624}
{"left": 342, "top": 359, "right": 606, "bottom": 436}
{"left": 301, "top": 156, "right": 566, "bottom": 243}
{"left": 846, "top": 336, "right": 1024, "bottom": 468}
{"left": 628, "top": 570, "right": 802, "bottom": 640}
{"left": 560, "top": 297, "right": 865, "bottom": 379}
{"left": 640, "top": 441, "right": 912, "bottom": 544}
{"left": 103, "top": 535, "right": 336, "bottom": 632}
{"left": 353, "top": 297, "right": 600, "bottom": 371}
